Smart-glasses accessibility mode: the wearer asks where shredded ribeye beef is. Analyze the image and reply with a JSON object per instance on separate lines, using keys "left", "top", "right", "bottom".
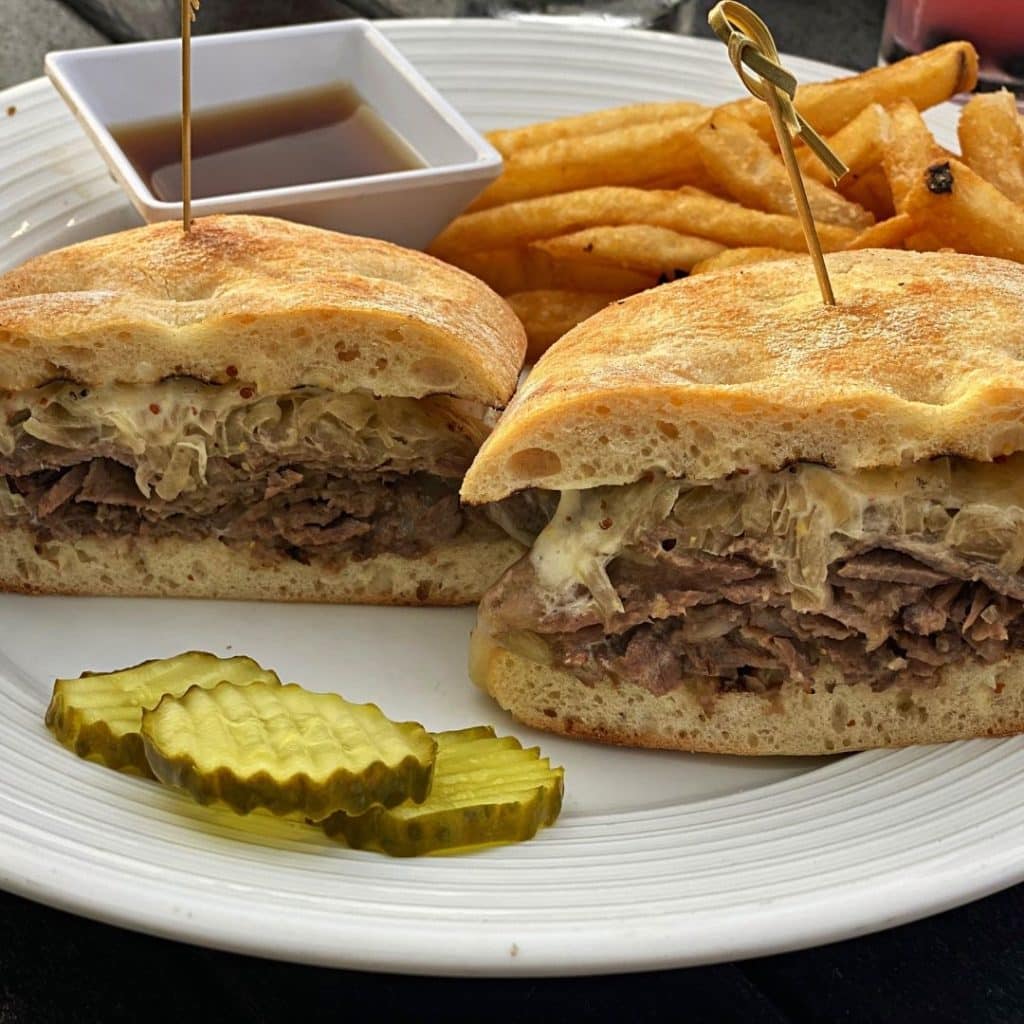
{"left": 4, "top": 452, "right": 469, "bottom": 562}
{"left": 0, "top": 378, "right": 526, "bottom": 563}
{"left": 486, "top": 541, "right": 1024, "bottom": 695}
{"left": 481, "top": 460, "right": 1024, "bottom": 696}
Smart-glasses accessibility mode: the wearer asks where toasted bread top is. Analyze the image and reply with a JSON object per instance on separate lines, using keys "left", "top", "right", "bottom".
{"left": 463, "top": 249, "right": 1024, "bottom": 502}
{"left": 0, "top": 215, "right": 526, "bottom": 404}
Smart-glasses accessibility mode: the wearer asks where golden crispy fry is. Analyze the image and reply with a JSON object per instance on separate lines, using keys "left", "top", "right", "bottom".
{"left": 695, "top": 113, "right": 873, "bottom": 229}
{"left": 904, "top": 157, "right": 1024, "bottom": 261}
{"left": 533, "top": 225, "right": 725, "bottom": 278}
{"left": 448, "top": 245, "right": 654, "bottom": 295}
{"left": 432, "top": 188, "right": 658, "bottom": 256}
{"left": 881, "top": 100, "right": 946, "bottom": 211}
{"left": 958, "top": 90, "right": 1024, "bottom": 205}
{"left": 719, "top": 41, "right": 978, "bottom": 142}
{"left": 797, "top": 103, "right": 890, "bottom": 184}
{"left": 446, "top": 247, "right": 532, "bottom": 294}
{"left": 506, "top": 290, "right": 619, "bottom": 361}
{"left": 619, "top": 185, "right": 862, "bottom": 250}
{"left": 903, "top": 230, "right": 945, "bottom": 252}
{"left": 429, "top": 187, "right": 857, "bottom": 258}
{"left": 486, "top": 100, "right": 706, "bottom": 156}
{"left": 527, "top": 248, "right": 656, "bottom": 293}
{"left": 638, "top": 162, "right": 730, "bottom": 195}
{"left": 845, "top": 213, "right": 914, "bottom": 250}
{"left": 467, "top": 112, "right": 709, "bottom": 211}
{"left": 458, "top": 227, "right": 725, "bottom": 344}
{"left": 690, "top": 247, "right": 795, "bottom": 275}
{"left": 839, "top": 165, "right": 895, "bottom": 221}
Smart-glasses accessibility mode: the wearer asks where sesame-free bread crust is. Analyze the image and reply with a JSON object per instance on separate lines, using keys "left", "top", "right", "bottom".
{"left": 1, "top": 527, "right": 524, "bottom": 606}
{"left": 0, "top": 215, "right": 526, "bottom": 404}
{"left": 462, "top": 249, "right": 1024, "bottom": 503}
{"left": 472, "top": 638, "right": 1024, "bottom": 755}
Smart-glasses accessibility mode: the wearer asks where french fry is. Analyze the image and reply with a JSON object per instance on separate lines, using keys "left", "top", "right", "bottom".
{"left": 845, "top": 213, "right": 914, "bottom": 250}
{"left": 445, "top": 248, "right": 532, "bottom": 294}
{"left": 797, "top": 104, "right": 890, "bottom": 184}
{"left": 839, "top": 165, "right": 895, "bottom": 221}
{"left": 467, "top": 112, "right": 709, "bottom": 211}
{"left": 446, "top": 245, "right": 654, "bottom": 295}
{"left": 505, "top": 290, "right": 619, "bottom": 361}
{"left": 881, "top": 100, "right": 946, "bottom": 211}
{"left": 429, "top": 187, "right": 858, "bottom": 259}
{"left": 695, "top": 113, "right": 873, "bottom": 229}
{"left": 533, "top": 225, "right": 725, "bottom": 279}
{"left": 904, "top": 230, "right": 945, "bottom": 252}
{"left": 690, "top": 247, "right": 795, "bottom": 275}
{"left": 639, "top": 162, "right": 730, "bottom": 196}
{"left": 487, "top": 100, "right": 706, "bottom": 156}
{"left": 719, "top": 41, "right": 977, "bottom": 142}
{"left": 904, "top": 158, "right": 1024, "bottom": 261}
{"left": 526, "top": 248, "right": 656, "bottom": 293}
{"left": 958, "top": 90, "right": 1024, "bottom": 205}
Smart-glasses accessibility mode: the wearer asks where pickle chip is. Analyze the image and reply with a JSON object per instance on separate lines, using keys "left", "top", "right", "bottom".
{"left": 45, "top": 652, "right": 280, "bottom": 777}
{"left": 322, "top": 726, "right": 564, "bottom": 856}
{"left": 140, "top": 681, "right": 437, "bottom": 820}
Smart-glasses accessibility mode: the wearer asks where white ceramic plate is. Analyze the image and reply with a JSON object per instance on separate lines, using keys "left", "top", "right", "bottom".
{"left": 1, "top": 21, "right": 1022, "bottom": 977}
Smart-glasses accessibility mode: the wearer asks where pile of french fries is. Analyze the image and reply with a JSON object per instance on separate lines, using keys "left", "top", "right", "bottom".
{"left": 427, "top": 41, "right": 1024, "bottom": 360}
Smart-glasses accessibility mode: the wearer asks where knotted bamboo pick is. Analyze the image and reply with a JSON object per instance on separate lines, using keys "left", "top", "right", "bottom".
{"left": 707, "top": 1, "right": 848, "bottom": 304}
{"left": 181, "top": 0, "right": 200, "bottom": 232}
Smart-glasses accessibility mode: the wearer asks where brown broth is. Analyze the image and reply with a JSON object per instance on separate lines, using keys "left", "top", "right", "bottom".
{"left": 111, "top": 83, "right": 424, "bottom": 201}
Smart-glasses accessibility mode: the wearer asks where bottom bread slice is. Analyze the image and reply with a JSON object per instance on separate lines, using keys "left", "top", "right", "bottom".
{"left": 0, "top": 527, "right": 524, "bottom": 606}
{"left": 471, "top": 632, "right": 1024, "bottom": 755}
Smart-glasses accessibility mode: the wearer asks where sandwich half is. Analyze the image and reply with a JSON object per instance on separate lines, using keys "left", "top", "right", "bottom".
{"left": 463, "top": 249, "right": 1024, "bottom": 754}
{"left": 0, "top": 215, "right": 527, "bottom": 604}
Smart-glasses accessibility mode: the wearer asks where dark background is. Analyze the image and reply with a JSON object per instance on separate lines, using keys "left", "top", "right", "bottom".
{"left": 2, "top": 1, "right": 1023, "bottom": 1021}
{"left": 3, "top": 884, "right": 1023, "bottom": 1023}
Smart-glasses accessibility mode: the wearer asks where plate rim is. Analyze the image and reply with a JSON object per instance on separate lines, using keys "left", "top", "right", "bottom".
{"left": 1, "top": 20, "right": 1021, "bottom": 976}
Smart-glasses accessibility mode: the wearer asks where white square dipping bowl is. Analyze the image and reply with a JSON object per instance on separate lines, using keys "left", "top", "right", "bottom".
{"left": 45, "top": 20, "right": 502, "bottom": 249}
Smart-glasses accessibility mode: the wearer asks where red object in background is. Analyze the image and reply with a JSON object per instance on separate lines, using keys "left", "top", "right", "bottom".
{"left": 881, "top": 0, "right": 1024, "bottom": 94}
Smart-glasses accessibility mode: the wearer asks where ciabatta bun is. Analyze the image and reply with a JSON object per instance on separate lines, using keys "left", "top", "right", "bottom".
{"left": 0, "top": 215, "right": 526, "bottom": 404}
{"left": 471, "top": 631, "right": 1024, "bottom": 755}
{"left": 462, "top": 249, "right": 1024, "bottom": 504}
{"left": 2, "top": 527, "right": 523, "bottom": 605}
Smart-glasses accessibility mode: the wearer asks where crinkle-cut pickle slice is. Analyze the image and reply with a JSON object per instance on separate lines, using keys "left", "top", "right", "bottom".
{"left": 45, "top": 652, "right": 281, "bottom": 777}
{"left": 140, "top": 681, "right": 437, "bottom": 820}
{"left": 322, "top": 726, "right": 564, "bottom": 856}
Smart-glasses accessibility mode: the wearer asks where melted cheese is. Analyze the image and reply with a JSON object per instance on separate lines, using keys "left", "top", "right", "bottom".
{"left": 0, "top": 379, "right": 486, "bottom": 506}
{"left": 531, "top": 477, "right": 679, "bottom": 619}
{"left": 528, "top": 456, "right": 1024, "bottom": 617}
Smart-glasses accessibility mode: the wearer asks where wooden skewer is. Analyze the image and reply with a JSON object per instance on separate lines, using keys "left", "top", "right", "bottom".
{"left": 181, "top": 0, "right": 200, "bottom": 232}
{"left": 707, "top": 1, "right": 848, "bottom": 305}
{"left": 763, "top": 84, "right": 835, "bottom": 304}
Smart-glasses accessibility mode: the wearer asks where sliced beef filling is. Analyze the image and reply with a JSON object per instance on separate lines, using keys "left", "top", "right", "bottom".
{"left": 4, "top": 454, "right": 471, "bottom": 563}
{"left": 483, "top": 533, "right": 1024, "bottom": 696}
{"left": 555, "top": 571, "right": 1021, "bottom": 696}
